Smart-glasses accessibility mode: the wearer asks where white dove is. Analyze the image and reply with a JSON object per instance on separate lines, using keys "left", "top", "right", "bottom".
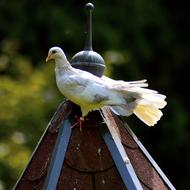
{"left": 46, "top": 47, "right": 167, "bottom": 128}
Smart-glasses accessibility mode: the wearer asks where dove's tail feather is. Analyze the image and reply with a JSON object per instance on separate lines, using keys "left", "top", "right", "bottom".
{"left": 111, "top": 86, "right": 167, "bottom": 126}
{"left": 133, "top": 104, "right": 163, "bottom": 126}
{"left": 133, "top": 90, "right": 166, "bottom": 126}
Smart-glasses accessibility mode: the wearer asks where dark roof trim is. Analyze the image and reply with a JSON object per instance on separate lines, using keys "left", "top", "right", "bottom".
{"left": 101, "top": 125, "right": 143, "bottom": 190}
{"left": 123, "top": 121, "right": 176, "bottom": 190}
{"left": 13, "top": 101, "right": 72, "bottom": 190}
{"left": 44, "top": 118, "right": 72, "bottom": 190}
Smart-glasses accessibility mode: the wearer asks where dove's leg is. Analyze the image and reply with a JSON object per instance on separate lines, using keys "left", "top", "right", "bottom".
{"left": 79, "top": 117, "right": 85, "bottom": 131}
{"left": 70, "top": 107, "right": 89, "bottom": 130}
{"left": 79, "top": 107, "right": 90, "bottom": 130}
{"left": 70, "top": 116, "right": 81, "bottom": 129}
{"left": 71, "top": 116, "right": 88, "bottom": 131}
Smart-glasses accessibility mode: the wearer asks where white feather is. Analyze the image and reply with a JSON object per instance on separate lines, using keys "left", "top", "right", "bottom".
{"left": 47, "top": 47, "right": 167, "bottom": 127}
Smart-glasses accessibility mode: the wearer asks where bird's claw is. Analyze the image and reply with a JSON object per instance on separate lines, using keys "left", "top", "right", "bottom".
{"left": 71, "top": 116, "right": 88, "bottom": 131}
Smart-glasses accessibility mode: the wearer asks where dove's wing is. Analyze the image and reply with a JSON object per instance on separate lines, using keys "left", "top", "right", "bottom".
{"left": 56, "top": 66, "right": 166, "bottom": 126}
{"left": 102, "top": 76, "right": 148, "bottom": 88}
{"left": 56, "top": 69, "right": 118, "bottom": 115}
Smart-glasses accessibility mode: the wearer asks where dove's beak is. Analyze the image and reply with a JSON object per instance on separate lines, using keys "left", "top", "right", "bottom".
{"left": 45, "top": 53, "right": 52, "bottom": 63}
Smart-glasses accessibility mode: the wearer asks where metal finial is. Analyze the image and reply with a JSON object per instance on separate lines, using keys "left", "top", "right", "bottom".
{"left": 71, "top": 2, "right": 105, "bottom": 77}
{"left": 85, "top": 2, "right": 94, "bottom": 10}
{"left": 84, "top": 3, "right": 94, "bottom": 50}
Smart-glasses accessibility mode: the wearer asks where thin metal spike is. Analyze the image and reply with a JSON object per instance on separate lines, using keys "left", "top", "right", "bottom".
{"left": 84, "top": 3, "right": 94, "bottom": 50}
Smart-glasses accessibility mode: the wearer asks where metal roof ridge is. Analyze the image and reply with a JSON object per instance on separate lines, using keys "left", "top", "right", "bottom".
{"left": 43, "top": 118, "right": 72, "bottom": 189}
{"left": 122, "top": 120, "right": 176, "bottom": 190}
{"left": 100, "top": 107, "right": 143, "bottom": 190}
{"left": 13, "top": 101, "right": 72, "bottom": 190}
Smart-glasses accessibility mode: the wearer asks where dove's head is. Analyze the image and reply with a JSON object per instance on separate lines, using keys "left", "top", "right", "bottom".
{"left": 46, "top": 47, "right": 67, "bottom": 63}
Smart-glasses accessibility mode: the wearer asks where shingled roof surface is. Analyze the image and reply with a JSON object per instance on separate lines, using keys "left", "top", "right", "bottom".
{"left": 14, "top": 101, "right": 170, "bottom": 190}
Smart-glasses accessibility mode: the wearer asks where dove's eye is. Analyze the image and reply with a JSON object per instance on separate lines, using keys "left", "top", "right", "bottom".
{"left": 52, "top": 50, "right": 56, "bottom": 54}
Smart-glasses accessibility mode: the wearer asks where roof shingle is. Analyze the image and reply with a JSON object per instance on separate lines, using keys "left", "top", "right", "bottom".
{"left": 14, "top": 101, "right": 174, "bottom": 190}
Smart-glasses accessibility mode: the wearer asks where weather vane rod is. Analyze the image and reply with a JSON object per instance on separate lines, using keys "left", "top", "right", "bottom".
{"left": 84, "top": 3, "right": 94, "bottom": 51}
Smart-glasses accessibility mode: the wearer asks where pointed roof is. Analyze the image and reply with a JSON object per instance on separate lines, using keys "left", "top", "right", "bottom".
{"left": 14, "top": 101, "right": 175, "bottom": 190}
{"left": 14, "top": 3, "right": 175, "bottom": 189}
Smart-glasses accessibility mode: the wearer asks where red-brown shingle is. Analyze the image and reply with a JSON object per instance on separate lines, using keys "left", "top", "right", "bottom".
{"left": 14, "top": 101, "right": 172, "bottom": 190}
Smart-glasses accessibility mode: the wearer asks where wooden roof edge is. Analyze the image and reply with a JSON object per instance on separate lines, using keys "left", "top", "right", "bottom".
{"left": 13, "top": 101, "right": 72, "bottom": 189}
{"left": 13, "top": 101, "right": 176, "bottom": 190}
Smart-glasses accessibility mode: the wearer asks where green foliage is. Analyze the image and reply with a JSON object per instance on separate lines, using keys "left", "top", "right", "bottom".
{"left": 0, "top": 41, "right": 62, "bottom": 190}
{"left": 0, "top": 0, "right": 189, "bottom": 189}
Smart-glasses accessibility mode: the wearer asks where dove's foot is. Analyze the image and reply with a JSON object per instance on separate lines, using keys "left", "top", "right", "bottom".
{"left": 71, "top": 116, "right": 88, "bottom": 131}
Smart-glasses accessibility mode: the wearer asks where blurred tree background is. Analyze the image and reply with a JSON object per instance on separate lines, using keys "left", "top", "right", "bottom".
{"left": 0, "top": 0, "right": 189, "bottom": 189}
